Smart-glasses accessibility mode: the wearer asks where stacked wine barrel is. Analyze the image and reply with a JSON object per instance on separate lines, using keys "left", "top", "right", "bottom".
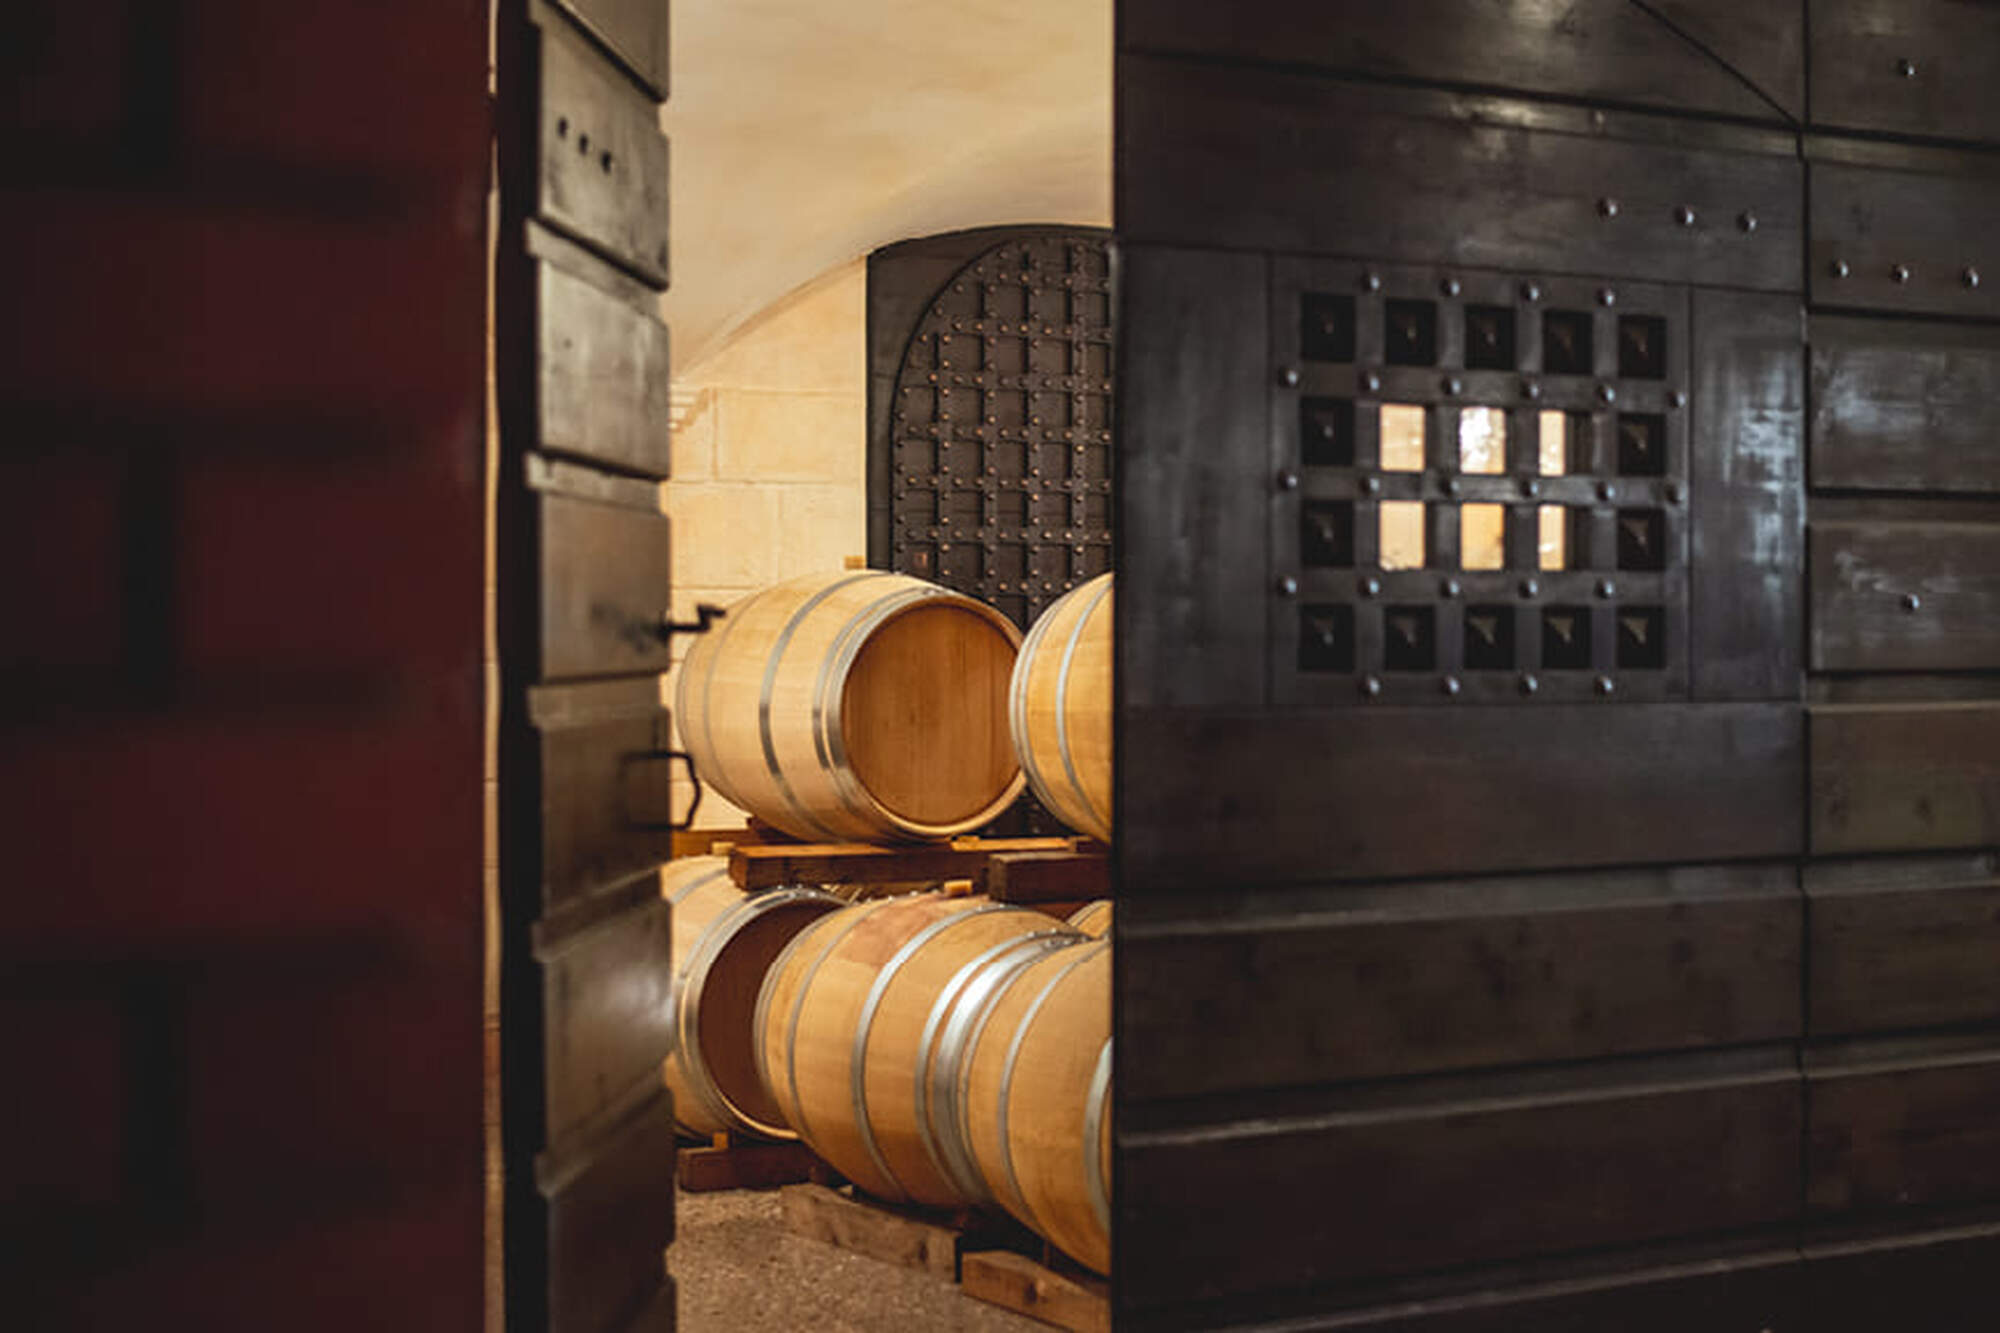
{"left": 660, "top": 570, "right": 1117, "bottom": 1275}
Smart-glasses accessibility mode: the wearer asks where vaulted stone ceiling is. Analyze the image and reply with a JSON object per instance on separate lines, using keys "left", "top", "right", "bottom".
{"left": 661, "top": 0, "right": 1111, "bottom": 369}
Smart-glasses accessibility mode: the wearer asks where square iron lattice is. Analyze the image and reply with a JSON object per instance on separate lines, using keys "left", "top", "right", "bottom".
{"left": 1269, "top": 258, "right": 1692, "bottom": 706}
{"left": 886, "top": 234, "right": 1114, "bottom": 632}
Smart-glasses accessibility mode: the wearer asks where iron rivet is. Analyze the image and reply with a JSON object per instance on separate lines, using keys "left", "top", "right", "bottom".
{"left": 1598, "top": 197, "right": 1620, "bottom": 219}
{"left": 1598, "top": 286, "right": 1617, "bottom": 307}
{"left": 1364, "top": 271, "right": 1383, "bottom": 292}
{"left": 1830, "top": 258, "right": 1851, "bottom": 279}
{"left": 1276, "top": 576, "right": 1298, "bottom": 598}
{"left": 1903, "top": 593, "right": 1922, "bottom": 613}
{"left": 1523, "top": 378, "right": 1542, "bottom": 401}
{"left": 1665, "top": 481, "right": 1684, "bottom": 504}
{"left": 1675, "top": 205, "right": 1696, "bottom": 227}
{"left": 1441, "top": 277, "right": 1462, "bottom": 297}
{"left": 1521, "top": 673, "right": 1541, "bottom": 696}
{"left": 1597, "top": 579, "right": 1617, "bottom": 599}
{"left": 1280, "top": 366, "right": 1300, "bottom": 388}
{"left": 1670, "top": 389, "right": 1688, "bottom": 408}
{"left": 1442, "top": 676, "right": 1463, "bottom": 697}
{"left": 1898, "top": 57, "right": 1918, "bottom": 78}
{"left": 1362, "top": 476, "right": 1382, "bottom": 495}
{"left": 1600, "top": 481, "right": 1618, "bottom": 501}
{"left": 1444, "top": 477, "right": 1463, "bottom": 497}
{"left": 1440, "top": 578, "right": 1462, "bottom": 599}
{"left": 1360, "top": 577, "right": 1383, "bottom": 599}
{"left": 1521, "top": 577, "right": 1541, "bottom": 598}
{"left": 1277, "top": 470, "right": 1300, "bottom": 491}
{"left": 1598, "top": 383, "right": 1618, "bottom": 405}
{"left": 1444, "top": 376, "right": 1463, "bottom": 396}
{"left": 1965, "top": 267, "right": 1982, "bottom": 290}
{"left": 1738, "top": 211, "right": 1758, "bottom": 233}
{"left": 1361, "top": 675, "right": 1384, "bottom": 698}
{"left": 1361, "top": 371, "right": 1383, "bottom": 393}
{"left": 1522, "top": 477, "right": 1542, "bottom": 498}
{"left": 1521, "top": 281, "right": 1542, "bottom": 302}
{"left": 1892, "top": 263, "right": 1912, "bottom": 284}
{"left": 1596, "top": 675, "right": 1617, "bottom": 696}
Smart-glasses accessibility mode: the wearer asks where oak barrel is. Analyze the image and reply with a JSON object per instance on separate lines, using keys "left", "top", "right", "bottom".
{"left": 1066, "top": 899, "right": 1113, "bottom": 939}
{"left": 753, "top": 892, "right": 1074, "bottom": 1205}
{"left": 1009, "top": 572, "right": 1113, "bottom": 842}
{"left": 960, "top": 937, "right": 1111, "bottom": 1274}
{"left": 660, "top": 856, "right": 842, "bottom": 1139}
{"left": 676, "top": 571, "right": 1026, "bottom": 842}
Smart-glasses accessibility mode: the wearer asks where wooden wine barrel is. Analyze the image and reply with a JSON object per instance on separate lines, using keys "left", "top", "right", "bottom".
{"left": 1009, "top": 572, "right": 1112, "bottom": 842}
{"left": 1066, "top": 899, "right": 1113, "bottom": 939}
{"left": 660, "top": 857, "right": 842, "bottom": 1139}
{"left": 959, "top": 937, "right": 1111, "bottom": 1274}
{"left": 676, "top": 571, "right": 1025, "bottom": 842}
{"left": 753, "top": 892, "right": 1073, "bottom": 1205}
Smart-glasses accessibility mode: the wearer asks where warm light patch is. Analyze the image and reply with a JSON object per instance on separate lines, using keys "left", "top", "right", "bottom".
{"left": 1379, "top": 404, "right": 1426, "bottom": 472}
{"left": 1461, "top": 504, "right": 1506, "bottom": 570}
{"left": 1458, "top": 407, "right": 1506, "bottom": 474}
{"left": 1539, "top": 505, "right": 1570, "bottom": 570}
{"left": 1539, "top": 410, "right": 1569, "bottom": 476}
{"left": 1380, "top": 501, "right": 1427, "bottom": 570}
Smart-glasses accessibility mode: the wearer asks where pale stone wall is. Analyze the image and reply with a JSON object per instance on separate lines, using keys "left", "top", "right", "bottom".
{"left": 661, "top": 259, "right": 870, "bottom": 828}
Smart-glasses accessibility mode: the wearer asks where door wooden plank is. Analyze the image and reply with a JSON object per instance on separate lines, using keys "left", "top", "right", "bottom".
{"left": 1811, "top": 703, "right": 2000, "bottom": 854}
{"left": 1809, "top": 522, "right": 2000, "bottom": 672}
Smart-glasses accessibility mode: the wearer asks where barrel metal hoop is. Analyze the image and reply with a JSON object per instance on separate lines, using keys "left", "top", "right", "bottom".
{"left": 782, "top": 900, "right": 887, "bottom": 1161}
{"left": 915, "top": 929, "right": 1078, "bottom": 1203}
{"left": 812, "top": 583, "right": 940, "bottom": 837}
{"left": 677, "top": 887, "right": 838, "bottom": 1138}
{"left": 997, "top": 940, "right": 1105, "bottom": 1231}
{"left": 1053, "top": 576, "right": 1113, "bottom": 836}
{"left": 1008, "top": 586, "right": 1065, "bottom": 822}
{"left": 1082, "top": 1036, "right": 1113, "bottom": 1241}
{"left": 664, "top": 862, "right": 732, "bottom": 907}
{"left": 752, "top": 906, "right": 837, "bottom": 1112}
{"left": 851, "top": 902, "right": 1018, "bottom": 1200}
{"left": 758, "top": 573, "right": 883, "bottom": 842}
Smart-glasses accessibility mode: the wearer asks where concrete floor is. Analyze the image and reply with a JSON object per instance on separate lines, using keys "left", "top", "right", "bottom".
{"left": 671, "top": 1189, "right": 1045, "bottom": 1332}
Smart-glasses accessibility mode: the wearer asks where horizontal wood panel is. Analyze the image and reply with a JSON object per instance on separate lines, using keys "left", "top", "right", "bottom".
{"left": 1809, "top": 522, "right": 2000, "bottom": 671}
{"left": 1811, "top": 315, "right": 2000, "bottom": 494}
{"left": 1801, "top": 1218, "right": 2000, "bottom": 1332}
{"left": 1121, "top": 0, "right": 1795, "bottom": 124}
{"left": 1123, "top": 703, "right": 1804, "bottom": 888}
{"left": 1810, "top": 0, "right": 2000, "bottom": 144}
{"left": 1811, "top": 703, "right": 2000, "bottom": 855}
{"left": 1118, "top": 55, "right": 1801, "bottom": 289}
{"left": 544, "top": 0, "right": 669, "bottom": 99}
{"left": 533, "top": 482, "right": 673, "bottom": 682}
{"left": 1807, "top": 853, "right": 2000, "bottom": 1036}
{"left": 542, "top": 1093, "right": 676, "bottom": 1333}
{"left": 1120, "top": 1052, "right": 1801, "bottom": 1310}
{"left": 1122, "top": 864, "right": 1800, "bottom": 1099}
{"left": 1809, "top": 161, "right": 2000, "bottom": 320}
{"left": 1146, "top": 1247, "right": 1800, "bottom": 1333}
{"left": 1691, "top": 289, "right": 1804, "bottom": 700}
{"left": 538, "top": 262, "right": 671, "bottom": 477}
{"left": 536, "top": 705, "right": 679, "bottom": 910}
{"left": 536, "top": 20, "right": 669, "bottom": 287}
{"left": 1808, "top": 1036, "right": 2000, "bottom": 1218}
{"left": 537, "top": 891, "right": 673, "bottom": 1146}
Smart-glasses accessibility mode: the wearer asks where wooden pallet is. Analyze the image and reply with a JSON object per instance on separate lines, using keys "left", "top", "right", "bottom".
{"left": 727, "top": 835, "right": 1109, "bottom": 904}
{"left": 778, "top": 1182, "right": 1110, "bottom": 1332}
{"left": 675, "top": 1133, "right": 829, "bottom": 1193}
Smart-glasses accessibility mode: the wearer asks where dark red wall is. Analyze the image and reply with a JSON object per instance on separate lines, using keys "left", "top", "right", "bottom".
{"left": 1, "top": 5, "right": 490, "bottom": 1327}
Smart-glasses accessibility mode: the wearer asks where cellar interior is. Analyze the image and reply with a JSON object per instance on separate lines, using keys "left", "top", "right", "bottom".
{"left": 13, "top": 2, "right": 2000, "bottom": 1331}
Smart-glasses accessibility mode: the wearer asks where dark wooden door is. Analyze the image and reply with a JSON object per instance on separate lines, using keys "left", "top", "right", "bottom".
{"left": 494, "top": 3, "right": 680, "bottom": 1330}
{"left": 1115, "top": 2, "right": 2000, "bottom": 1326}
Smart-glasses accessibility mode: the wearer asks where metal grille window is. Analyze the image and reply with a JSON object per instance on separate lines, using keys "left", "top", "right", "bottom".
{"left": 1270, "top": 258, "right": 1691, "bottom": 705}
